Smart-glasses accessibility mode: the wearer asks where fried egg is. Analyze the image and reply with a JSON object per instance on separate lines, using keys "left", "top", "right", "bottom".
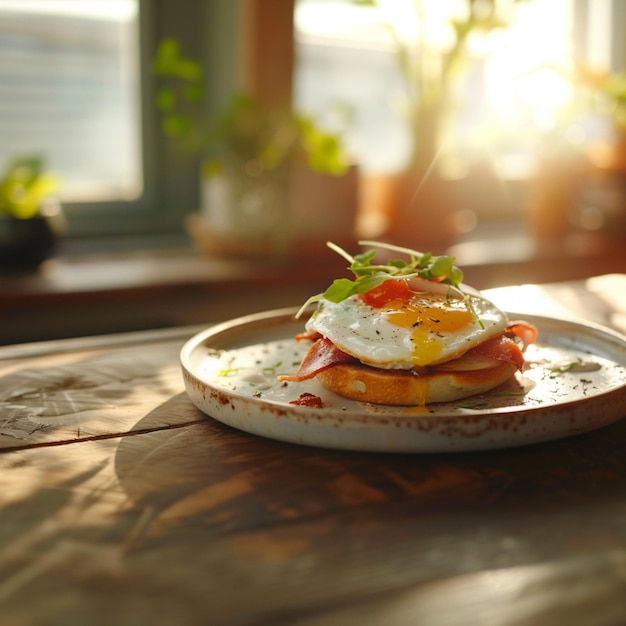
{"left": 306, "top": 292, "right": 508, "bottom": 369}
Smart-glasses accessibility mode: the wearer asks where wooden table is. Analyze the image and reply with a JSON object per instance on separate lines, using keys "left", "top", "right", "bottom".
{"left": 2, "top": 275, "right": 626, "bottom": 626}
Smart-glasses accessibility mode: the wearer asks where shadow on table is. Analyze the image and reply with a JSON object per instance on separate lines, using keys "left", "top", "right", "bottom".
{"left": 115, "top": 392, "right": 626, "bottom": 539}
{"left": 110, "top": 393, "right": 626, "bottom": 625}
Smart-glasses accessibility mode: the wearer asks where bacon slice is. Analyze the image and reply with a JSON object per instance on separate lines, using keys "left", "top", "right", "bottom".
{"left": 278, "top": 337, "right": 356, "bottom": 382}
{"left": 280, "top": 321, "right": 536, "bottom": 383}
{"left": 470, "top": 335, "right": 525, "bottom": 371}
{"left": 506, "top": 321, "right": 538, "bottom": 351}
{"left": 295, "top": 330, "right": 321, "bottom": 342}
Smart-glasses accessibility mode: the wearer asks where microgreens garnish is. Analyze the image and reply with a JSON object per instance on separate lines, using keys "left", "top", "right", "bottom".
{"left": 296, "top": 240, "right": 474, "bottom": 320}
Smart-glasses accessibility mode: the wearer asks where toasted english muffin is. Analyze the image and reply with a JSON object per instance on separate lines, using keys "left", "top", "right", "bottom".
{"left": 317, "top": 358, "right": 517, "bottom": 406}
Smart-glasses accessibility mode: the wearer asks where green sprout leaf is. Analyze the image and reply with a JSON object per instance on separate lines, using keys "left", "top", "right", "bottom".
{"left": 295, "top": 240, "right": 472, "bottom": 319}
{"left": 323, "top": 278, "right": 360, "bottom": 303}
{"left": 430, "top": 255, "right": 454, "bottom": 277}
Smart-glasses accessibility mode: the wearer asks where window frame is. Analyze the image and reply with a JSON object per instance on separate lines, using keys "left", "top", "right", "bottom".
{"left": 61, "top": 0, "right": 242, "bottom": 241}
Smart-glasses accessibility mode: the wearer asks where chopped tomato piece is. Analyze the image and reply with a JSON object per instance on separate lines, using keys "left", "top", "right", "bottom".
{"left": 360, "top": 279, "right": 412, "bottom": 308}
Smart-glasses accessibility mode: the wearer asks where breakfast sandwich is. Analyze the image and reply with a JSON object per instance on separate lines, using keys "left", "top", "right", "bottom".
{"left": 279, "top": 241, "right": 537, "bottom": 406}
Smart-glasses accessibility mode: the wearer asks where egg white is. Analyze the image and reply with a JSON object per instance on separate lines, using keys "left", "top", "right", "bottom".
{"left": 306, "top": 292, "right": 508, "bottom": 369}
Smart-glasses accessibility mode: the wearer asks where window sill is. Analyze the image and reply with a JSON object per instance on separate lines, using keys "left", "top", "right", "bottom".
{"left": 0, "top": 241, "right": 347, "bottom": 345}
{"left": 1, "top": 230, "right": 624, "bottom": 345}
{"left": 450, "top": 229, "right": 626, "bottom": 288}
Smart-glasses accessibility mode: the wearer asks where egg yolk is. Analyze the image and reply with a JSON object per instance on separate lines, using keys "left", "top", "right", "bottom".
{"left": 383, "top": 296, "right": 475, "bottom": 366}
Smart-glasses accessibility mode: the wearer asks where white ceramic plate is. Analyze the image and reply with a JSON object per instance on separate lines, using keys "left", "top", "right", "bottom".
{"left": 180, "top": 308, "right": 626, "bottom": 453}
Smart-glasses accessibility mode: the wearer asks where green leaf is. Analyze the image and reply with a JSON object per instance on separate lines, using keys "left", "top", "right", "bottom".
{"left": 430, "top": 256, "right": 454, "bottom": 277}
{"left": 449, "top": 267, "right": 464, "bottom": 285}
{"left": 418, "top": 252, "right": 432, "bottom": 267}
{"left": 0, "top": 156, "right": 59, "bottom": 219}
{"left": 388, "top": 259, "right": 408, "bottom": 269}
{"left": 162, "top": 115, "right": 192, "bottom": 137}
{"left": 323, "top": 278, "right": 360, "bottom": 303}
{"left": 156, "top": 88, "right": 176, "bottom": 112}
{"left": 353, "top": 273, "right": 389, "bottom": 294}
{"left": 153, "top": 38, "right": 181, "bottom": 74}
{"left": 353, "top": 250, "right": 377, "bottom": 266}
{"left": 176, "top": 59, "right": 202, "bottom": 81}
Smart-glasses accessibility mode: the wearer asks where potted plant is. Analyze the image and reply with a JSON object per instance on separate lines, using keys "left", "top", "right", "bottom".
{"left": 0, "top": 156, "right": 64, "bottom": 270}
{"left": 571, "top": 68, "right": 626, "bottom": 171}
{"left": 522, "top": 63, "right": 626, "bottom": 241}
{"left": 153, "top": 37, "right": 355, "bottom": 257}
{"left": 352, "top": 0, "right": 529, "bottom": 249}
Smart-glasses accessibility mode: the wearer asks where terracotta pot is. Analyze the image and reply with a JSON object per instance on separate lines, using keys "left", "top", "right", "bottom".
{"left": 192, "top": 165, "right": 360, "bottom": 259}
{"left": 524, "top": 153, "right": 586, "bottom": 241}
{"left": 364, "top": 170, "right": 461, "bottom": 253}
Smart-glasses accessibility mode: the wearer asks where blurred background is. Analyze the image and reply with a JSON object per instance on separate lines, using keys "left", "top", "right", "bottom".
{"left": 1, "top": 0, "right": 626, "bottom": 344}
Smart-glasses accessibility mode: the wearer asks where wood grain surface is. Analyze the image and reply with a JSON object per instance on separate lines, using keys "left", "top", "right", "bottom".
{"left": 1, "top": 278, "right": 625, "bottom": 626}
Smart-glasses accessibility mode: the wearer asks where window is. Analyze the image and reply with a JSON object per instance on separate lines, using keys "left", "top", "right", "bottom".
{"left": 0, "top": 0, "right": 240, "bottom": 241}
{"left": 0, "top": 0, "right": 141, "bottom": 201}
{"left": 294, "top": 0, "right": 621, "bottom": 178}
{"left": 293, "top": 0, "right": 626, "bottom": 242}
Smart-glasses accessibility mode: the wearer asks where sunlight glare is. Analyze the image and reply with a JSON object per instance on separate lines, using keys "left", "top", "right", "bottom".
{"left": 484, "top": 0, "right": 573, "bottom": 127}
